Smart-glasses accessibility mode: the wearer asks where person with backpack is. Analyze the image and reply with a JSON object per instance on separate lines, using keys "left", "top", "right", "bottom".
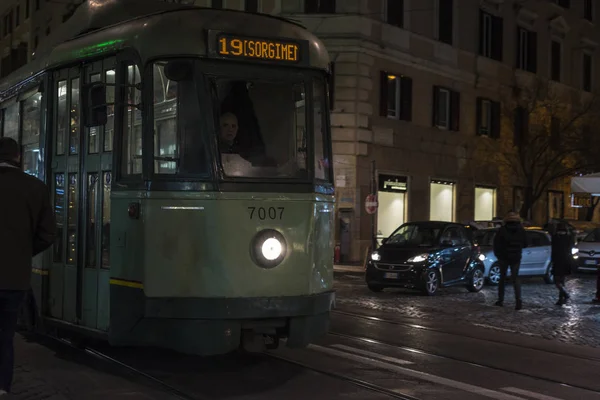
{"left": 493, "top": 212, "right": 528, "bottom": 310}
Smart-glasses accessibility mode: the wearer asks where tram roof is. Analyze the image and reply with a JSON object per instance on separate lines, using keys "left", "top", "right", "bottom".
{"left": 0, "top": 0, "right": 330, "bottom": 96}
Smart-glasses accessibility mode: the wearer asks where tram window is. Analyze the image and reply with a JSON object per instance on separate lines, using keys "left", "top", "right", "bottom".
{"left": 56, "top": 80, "right": 67, "bottom": 155}
{"left": 312, "top": 80, "right": 330, "bottom": 181}
{"left": 152, "top": 61, "right": 208, "bottom": 176}
{"left": 88, "top": 74, "right": 101, "bottom": 154}
{"left": 214, "top": 78, "right": 308, "bottom": 179}
{"left": 3, "top": 103, "right": 19, "bottom": 142}
{"left": 86, "top": 173, "right": 99, "bottom": 268}
{"left": 69, "top": 78, "right": 80, "bottom": 154}
{"left": 104, "top": 69, "right": 115, "bottom": 152}
{"left": 123, "top": 65, "right": 142, "bottom": 175}
{"left": 21, "top": 92, "right": 42, "bottom": 177}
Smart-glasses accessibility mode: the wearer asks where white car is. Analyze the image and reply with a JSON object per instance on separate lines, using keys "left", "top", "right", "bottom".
{"left": 573, "top": 229, "right": 600, "bottom": 272}
{"left": 474, "top": 228, "right": 554, "bottom": 285}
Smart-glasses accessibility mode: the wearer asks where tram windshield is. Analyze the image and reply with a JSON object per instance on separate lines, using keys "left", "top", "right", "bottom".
{"left": 151, "top": 59, "right": 331, "bottom": 181}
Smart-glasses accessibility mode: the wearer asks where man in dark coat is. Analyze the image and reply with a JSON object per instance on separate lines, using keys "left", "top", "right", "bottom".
{"left": 493, "top": 212, "right": 528, "bottom": 310}
{"left": 551, "top": 222, "right": 574, "bottom": 306}
{"left": 0, "top": 137, "right": 55, "bottom": 395}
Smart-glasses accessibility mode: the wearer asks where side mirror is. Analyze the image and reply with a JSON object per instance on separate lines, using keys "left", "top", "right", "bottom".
{"left": 82, "top": 81, "right": 108, "bottom": 128}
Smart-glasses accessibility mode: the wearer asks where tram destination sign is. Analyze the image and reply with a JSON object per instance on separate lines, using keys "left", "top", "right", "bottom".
{"left": 210, "top": 32, "right": 309, "bottom": 65}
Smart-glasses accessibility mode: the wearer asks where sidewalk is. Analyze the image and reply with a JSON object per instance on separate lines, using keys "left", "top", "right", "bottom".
{"left": 8, "top": 333, "right": 178, "bottom": 399}
{"left": 333, "top": 264, "right": 364, "bottom": 274}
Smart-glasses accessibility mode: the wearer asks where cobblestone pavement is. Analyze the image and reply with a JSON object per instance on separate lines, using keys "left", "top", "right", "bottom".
{"left": 334, "top": 272, "right": 600, "bottom": 348}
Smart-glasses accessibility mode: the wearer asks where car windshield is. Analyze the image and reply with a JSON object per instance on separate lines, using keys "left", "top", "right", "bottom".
{"left": 583, "top": 229, "right": 600, "bottom": 243}
{"left": 386, "top": 224, "right": 442, "bottom": 247}
{"left": 474, "top": 230, "right": 496, "bottom": 246}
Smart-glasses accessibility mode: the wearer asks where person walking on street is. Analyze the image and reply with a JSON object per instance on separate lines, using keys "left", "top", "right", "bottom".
{"left": 551, "top": 222, "right": 574, "bottom": 306}
{"left": 0, "top": 138, "right": 55, "bottom": 396}
{"left": 493, "top": 212, "right": 528, "bottom": 310}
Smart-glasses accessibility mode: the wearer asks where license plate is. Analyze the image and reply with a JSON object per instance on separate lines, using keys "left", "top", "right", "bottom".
{"left": 384, "top": 272, "right": 399, "bottom": 279}
{"left": 585, "top": 260, "right": 597, "bottom": 265}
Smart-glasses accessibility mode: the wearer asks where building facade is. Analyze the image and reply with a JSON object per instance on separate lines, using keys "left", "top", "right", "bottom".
{"left": 1, "top": 0, "right": 599, "bottom": 263}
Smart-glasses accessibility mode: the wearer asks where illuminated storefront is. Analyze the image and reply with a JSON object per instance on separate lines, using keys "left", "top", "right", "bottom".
{"left": 377, "top": 175, "right": 408, "bottom": 241}
{"left": 474, "top": 186, "right": 496, "bottom": 221}
{"left": 430, "top": 180, "right": 455, "bottom": 222}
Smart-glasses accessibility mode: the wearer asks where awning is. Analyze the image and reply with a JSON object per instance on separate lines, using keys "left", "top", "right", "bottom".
{"left": 571, "top": 173, "right": 600, "bottom": 195}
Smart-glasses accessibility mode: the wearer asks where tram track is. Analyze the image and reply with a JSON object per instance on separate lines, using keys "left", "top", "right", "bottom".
{"left": 264, "top": 351, "right": 422, "bottom": 400}
{"left": 327, "top": 328, "right": 600, "bottom": 396}
{"left": 333, "top": 308, "right": 600, "bottom": 363}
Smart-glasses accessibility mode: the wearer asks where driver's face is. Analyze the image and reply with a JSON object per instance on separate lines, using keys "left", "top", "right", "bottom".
{"left": 220, "top": 113, "right": 238, "bottom": 144}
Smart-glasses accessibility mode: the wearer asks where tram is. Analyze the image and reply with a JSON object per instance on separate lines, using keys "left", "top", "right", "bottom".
{"left": 0, "top": 0, "right": 335, "bottom": 355}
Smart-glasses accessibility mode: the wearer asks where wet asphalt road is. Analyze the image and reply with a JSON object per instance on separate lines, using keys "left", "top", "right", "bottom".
{"left": 14, "top": 272, "right": 600, "bottom": 400}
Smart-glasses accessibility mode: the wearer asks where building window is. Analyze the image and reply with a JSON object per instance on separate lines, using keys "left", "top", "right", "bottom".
{"left": 584, "top": 0, "right": 593, "bottom": 21}
{"left": 379, "top": 71, "right": 412, "bottom": 121}
{"left": 15, "top": 6, "right": 20, "bottom": 27}
{"left": 553, "top": 0, "right": 570, "bottom": 8}
{"left": 245, "top": 0, "right": 258, "bottom": 12}
{"left": 476, "top": 98, "right": 500, "bottom": 138}
{"left": 513, "top": 106, "right": 528, "bottom": 145}
{"left": 474, "top": 187, "right": 496, "bottom": 221}
{"left": 583, "top": 52, "right": 593, "bottom": 92}
{"left": 35, "top": 0, "right": 39, "bottom": 11}
{"left": 550, "top": 40, "right": 561, "bottom": 82}
{"left": 479, "top": 11, "right": 503, "bottom": 61}
{"left": 516, "top": 27, "right": 537, "bottom": 73}
{"left": 430, "top": 180, "right": 455, "bottom": 222}
{"left": 305, "top": 0, "right": 335, "bottom": 13}
{"left": 25, "top": 0, "right": 30, "bottom": 19}
{"left": 386, "top": 0, "right": 404, "bottom": 28}
{"left": 212, "top": 0, "right": 222, "bottom": 9}
{"left": 432, "top": 86, "right": 460, "bottom": 131}
{"left": 437, "top": 0, "right": 453, "bottom": 45}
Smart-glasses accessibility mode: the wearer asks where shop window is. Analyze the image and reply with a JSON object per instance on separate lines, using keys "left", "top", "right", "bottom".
{"left": 386, "top": 0, "right": 404, "bottom": 28}
{"left": 476, "top": 97, "right": 500, "bottom": 138}
{"left": 380, "top": 71, "right": 412, "bottom": 121}
{"left": 305, "top": 0, "right": 335, "bottom": 14}
{"left": 516, "top": 27, "right": 537, "bottom": 73}
{"left": 479, "top": 10, "right": 503, "bottom": 61}
{"left": 437, "top": 0, "right": 453, "bottom": 45}
{"left": 430, "top": 181, "right": 455, "bottom": 222}
{"left": 474, "top": 187, "right": 496, "bottom": 221}
{"left": 432, "top": 86, "right": 460, "bottom": 131}
{"left": 377, "top": 175, "right": 408, "bottom": 241}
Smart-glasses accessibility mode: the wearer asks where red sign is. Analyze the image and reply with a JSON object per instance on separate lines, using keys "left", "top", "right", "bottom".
{"left": 365, "top": 194, "right": 378, "bottom": 215}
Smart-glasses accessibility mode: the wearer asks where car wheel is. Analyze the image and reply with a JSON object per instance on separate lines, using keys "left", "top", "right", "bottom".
{"left": 487, "top": 264, "right": 501, "bottom": 286}
{"left": 368, "top": 284, "right": 384, "bottom": 292}
{"left": 467, "top": 267, "right": 485, "bottom": 292}
{"left": 543, "top": 265, "right": 555, "bottom": 284}
{"left": 421, "top": 270, "right": 439, "bottom": 296}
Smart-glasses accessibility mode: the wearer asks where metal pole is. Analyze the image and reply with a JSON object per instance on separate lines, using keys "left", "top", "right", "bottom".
{"left": 370, "top": 160, "right": 376, "bottom": 251}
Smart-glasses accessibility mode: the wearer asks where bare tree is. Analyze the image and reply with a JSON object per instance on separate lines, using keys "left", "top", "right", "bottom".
{"left": 481, "top": 76, "right": 600, "bottom": 220}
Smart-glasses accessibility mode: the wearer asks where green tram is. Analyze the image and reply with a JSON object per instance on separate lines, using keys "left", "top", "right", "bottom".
{"left": 0, "top": 0, "right": 335, "bottom": 355}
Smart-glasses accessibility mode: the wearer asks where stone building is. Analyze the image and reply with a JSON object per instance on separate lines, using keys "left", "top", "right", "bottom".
{"left": 1, "top": 0, "right": 599, "bottom": 263}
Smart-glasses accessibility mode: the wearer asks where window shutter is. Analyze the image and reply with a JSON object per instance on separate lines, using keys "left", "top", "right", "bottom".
{"left": 476, "top": 97, "right": 482, "bottom": 135}
{"left": 438, "top": 0, "right": 453, "bottom": 45}
{"left": 450, "top": 90, "right": 460, "bottom": 131}
{"left": 400, "top": 76, "right": 413, "bottom": 121}
{"left": 380, "top": 71, "right": 389, "bottom": 117}
{"left": 478, "top": 10, "right": 484, "bottom": 56}
{"left": 491, "top": 15, "right": 503, "bottom": 61}
{"left": 528, "top": 31, "right": 537, "bottom": 73}
{"left": 432, "top": 86, "right": 440, "bottom": 126}
{"left": 491, "top": 101, "right": 501, "bottom": 139}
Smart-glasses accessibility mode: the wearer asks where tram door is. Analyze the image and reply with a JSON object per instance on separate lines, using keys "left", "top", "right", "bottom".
{"left": 48, "top": 58, "right": 115, "bottom": 331}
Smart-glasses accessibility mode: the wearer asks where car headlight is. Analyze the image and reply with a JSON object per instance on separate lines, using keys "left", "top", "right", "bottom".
{"left": 371, "top": 251, "right": 381, "bottom": 261}
{"left": 478, "top": 254, "right": 486, "bottom": 261}
{"left": 572, "top": 247, "right": 579, "bottom": 255}
{"left": 251, "top": 229, "right": 287, "bottom": 268}
{"left": 408, "top": 254, "right": 429, "bottom": 263}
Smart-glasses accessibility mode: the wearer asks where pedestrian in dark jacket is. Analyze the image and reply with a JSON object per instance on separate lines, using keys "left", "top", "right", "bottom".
{"left": 0, "top": 137, "right": 55, "bottom": 396}
{"left": 493, "top": 212, "right": 528, "bottom": 310}
{"left": 551, "top": 222, "right": 574, "bottom": 306}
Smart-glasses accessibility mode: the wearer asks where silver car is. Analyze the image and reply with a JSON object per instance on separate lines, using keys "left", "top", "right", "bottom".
{"left": 474, "top": 228, "right": 554, "bottom": 285}
{"left": 573, "top": 228, "right": 600, "bottom": 272}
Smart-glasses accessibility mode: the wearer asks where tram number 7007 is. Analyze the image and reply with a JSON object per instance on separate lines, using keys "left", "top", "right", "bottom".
{"left": 248, "top": 207, "right": 284, "bottom": 220}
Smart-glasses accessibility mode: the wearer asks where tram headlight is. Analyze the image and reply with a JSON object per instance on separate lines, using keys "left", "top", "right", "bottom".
{"left": 251, "top": 229, "right": 287, "bottom": 268}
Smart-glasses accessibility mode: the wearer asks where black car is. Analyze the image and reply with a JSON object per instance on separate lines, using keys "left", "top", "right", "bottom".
{"left": 365, "top": 221, "right": 486, "bottom": 295}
